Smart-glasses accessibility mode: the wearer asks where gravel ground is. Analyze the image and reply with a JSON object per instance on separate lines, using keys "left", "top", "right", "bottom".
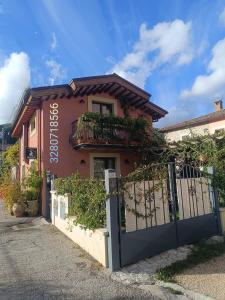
{"left": 176, "top": 254, "right": 225, "bottom": 300}
{"left": 0, "top": 200, "right": 157, "bottom": 300}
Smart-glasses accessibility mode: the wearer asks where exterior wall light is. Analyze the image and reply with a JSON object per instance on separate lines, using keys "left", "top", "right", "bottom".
{"left": 80, "top": 159, "right": 86, "bottom": 164}
{"left": 124, "top": 159, "right": 130, "bottom": 164}
{"left": 79, "top": 99, "right": 85, "bottom": 103}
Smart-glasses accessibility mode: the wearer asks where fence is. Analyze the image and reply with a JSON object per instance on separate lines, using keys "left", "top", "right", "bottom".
{"left": 105, "top": 163, "right": 222, "bottom": 270}
{"left": 50, "top": 162, "right": 222, "bottom": 272}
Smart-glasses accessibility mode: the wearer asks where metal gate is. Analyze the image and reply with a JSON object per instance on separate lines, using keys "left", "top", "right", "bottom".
{"left": 105, "top": 163, "right": 222, "bottom": 270}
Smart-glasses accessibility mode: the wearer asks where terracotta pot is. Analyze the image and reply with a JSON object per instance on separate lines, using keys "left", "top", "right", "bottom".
{"left": 12, "top": 203, "right": 24, "bottom": 217}
{"left": 26, "top": 200, "right": 38, "bottom": 217}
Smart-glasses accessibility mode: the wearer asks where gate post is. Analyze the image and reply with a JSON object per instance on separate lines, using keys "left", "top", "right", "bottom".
{"left": 168, "top": 162, "right": 179, "bottom": 246}
{"left": 105, "top": 169, "right": 121, "bottom": 271}
{"left": 211, "top": 168, "right": 223, "bottom": 236}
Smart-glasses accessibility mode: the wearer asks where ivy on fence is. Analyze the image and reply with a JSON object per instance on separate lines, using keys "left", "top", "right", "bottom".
{"left": 54, "top": 173, "right": 106, "bottom": 230}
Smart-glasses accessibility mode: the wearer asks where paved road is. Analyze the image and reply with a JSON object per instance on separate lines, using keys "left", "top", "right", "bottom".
{"left": 0, "top": 200, "right": 156, "bottom": 300}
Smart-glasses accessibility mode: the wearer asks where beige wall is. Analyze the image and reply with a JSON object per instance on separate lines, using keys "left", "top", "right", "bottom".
{"left": 51, "top": 191, "right": 108, "bottom": 267}
{"left": 164, "top": 119, "right": 225, "bottom": 142}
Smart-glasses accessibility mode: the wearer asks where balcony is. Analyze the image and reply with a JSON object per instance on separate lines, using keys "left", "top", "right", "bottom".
{"left": 70, "top": 113, "right": 149, "bottom": 150}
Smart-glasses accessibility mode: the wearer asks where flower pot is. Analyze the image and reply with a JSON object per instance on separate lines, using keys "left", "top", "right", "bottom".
{"left": 26, "top": 200, "right": 38, "bottom": 217}
{"left": 12, "top": 203, "right": 24, "bottom": 217}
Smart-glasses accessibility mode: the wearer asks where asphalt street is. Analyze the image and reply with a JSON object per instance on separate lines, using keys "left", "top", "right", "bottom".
{"left": 0, "top": 200, "right": 156, "bottom": 300}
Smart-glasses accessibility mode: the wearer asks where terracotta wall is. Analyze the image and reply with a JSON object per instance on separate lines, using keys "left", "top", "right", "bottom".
{"left": 18, "top": 93, "right": 152, "bottom": 217}
{"left": 19, "top": 111, "right": 40, "bottom": 180}
{"left": 40, "top": 93, "right": 151, "bottom": 178}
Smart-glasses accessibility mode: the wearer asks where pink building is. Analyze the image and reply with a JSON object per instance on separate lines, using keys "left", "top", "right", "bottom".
{"left": 11, "top": 74, "right": 167, "bottom": 217}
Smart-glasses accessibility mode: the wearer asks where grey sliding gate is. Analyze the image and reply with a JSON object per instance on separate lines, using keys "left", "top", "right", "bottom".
{"left": 105, "top": 163, "right": 222, "bottom": 270}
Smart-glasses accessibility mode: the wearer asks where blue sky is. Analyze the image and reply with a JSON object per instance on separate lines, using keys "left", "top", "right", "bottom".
{"left": 0, "top": 0, "right": 225, "bottom": 126}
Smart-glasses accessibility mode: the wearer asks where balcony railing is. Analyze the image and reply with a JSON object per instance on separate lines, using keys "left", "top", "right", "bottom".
{"left": 70, "top": 114, "right": 149, "bottom": 149}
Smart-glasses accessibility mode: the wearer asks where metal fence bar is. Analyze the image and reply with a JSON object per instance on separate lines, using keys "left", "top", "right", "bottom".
{"left": 206, "top": 174, "right": 213, "bottom": 212}
{"left": 199, "top": 170, "right": 206, "bottom": 215}
{"left": 105, "top": 169, "right": 121, "bottom": 271}
{"left": 133, "top": 181, "right": 138, "bottom": 231}
{"left": 161, "top": 179, "right": 166, "bottom": 224}
{"left": 192, "top": 166, "right": 199, "bottom": 216}
{"left": 143, "top": 180, "right": 148, "bottom": 228}
{"left": 120, "top": 177, "right": 126, "bottom": 230}
{"left": 168, "top": 163, "right": 179, "bottom": 246}
{"left": 185, "top": 165, "right": 192, "bottom": 218}
{"left": 180, "top": 166, "right": 185, "bottom": 219}
{"left": 147, "top": 178, "right": 153, "bottom": 227}
{"left": 152, "top": 177, "right": 157, "bottom": 226}
{"left": 211, "top": 168, "right": 223, "bottom": 236}
{"left": 189, "top": 166, "right": 196, "bottom": 217}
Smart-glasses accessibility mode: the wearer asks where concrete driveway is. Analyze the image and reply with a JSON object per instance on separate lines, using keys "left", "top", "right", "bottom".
{"left": 0, "top": 200, "right": 157, "bottom": 300}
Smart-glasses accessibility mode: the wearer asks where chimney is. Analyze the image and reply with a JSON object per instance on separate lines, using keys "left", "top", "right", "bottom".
{"left": 214, "top": 100, "right": 223, "bottom": 112}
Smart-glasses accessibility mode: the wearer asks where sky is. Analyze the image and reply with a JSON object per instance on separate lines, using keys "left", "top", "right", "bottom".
{"left": 0, "top": 0, "right": 225, "bottom": 127}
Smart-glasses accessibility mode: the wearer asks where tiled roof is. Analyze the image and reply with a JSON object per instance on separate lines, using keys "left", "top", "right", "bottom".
{"left": 11, "top": 73, "right": 167, "bottom": 137}
{"left": 161, "top": 109, "right": 225, "bottom": 133}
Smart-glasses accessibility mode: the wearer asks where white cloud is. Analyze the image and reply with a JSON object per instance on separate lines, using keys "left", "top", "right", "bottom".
{"left": 109, "top": 20, "right": 193, "bottom": 88}
{"left": 0, "top": 52, "right": 30, "bottom": 124}
{"left": 219, "top": 7, "right": 225, "bottom": 26}
{"left": 181, "top": 37, "right": 225, "bottom": 99}
{"left": 158, "top": 105, "right": 195, "bottom": 127}
{"left": 51, "top": 32, "right": 57, "bottom": 50}
{"left": 45, "top": 59, "right": 66, "bottom": 85}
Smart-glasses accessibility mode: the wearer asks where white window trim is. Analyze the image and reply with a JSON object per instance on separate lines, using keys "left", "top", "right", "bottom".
{"left": 87, "top": 95, "right": 117, "bottom": 115}
{"left": 90, "top": 153, "right": 120, "bottom": 178}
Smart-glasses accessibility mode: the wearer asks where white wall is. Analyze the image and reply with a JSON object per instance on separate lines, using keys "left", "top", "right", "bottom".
{"left": 51, "top": 191, "right": 109, "bottom": 267}
{"left": 164, "top": 119, "right": 225, "bottom": 142}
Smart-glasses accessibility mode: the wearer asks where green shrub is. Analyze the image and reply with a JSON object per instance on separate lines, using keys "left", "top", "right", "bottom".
{"left": 22, "top": 188, "right": 38, "bottom": 201}
{"left": 0, "top": 143, "right": 19, "bottom": 178}
{"left": 54, "top": 173, "right": 106, "bottom": 230}
{"left": 24, "top": 167, "right": 42, "bottom": 190}
{"left": 76, "top": 112, "right": 149, "bottom": 143}
{"left": 1, "top": 178, "right": 24, "bottom": 211}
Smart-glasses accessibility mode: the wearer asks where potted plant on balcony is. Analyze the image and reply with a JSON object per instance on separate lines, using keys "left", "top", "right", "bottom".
{"left": 74, "top": 112, "right": 149, "bottom": 147}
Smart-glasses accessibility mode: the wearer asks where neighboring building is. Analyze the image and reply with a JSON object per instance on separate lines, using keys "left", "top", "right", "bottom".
{"left": 161, "top": 100, "right": 225, "bottom": 142}
{"left": 11, "top": 73, "right": 167, "bottom": 218}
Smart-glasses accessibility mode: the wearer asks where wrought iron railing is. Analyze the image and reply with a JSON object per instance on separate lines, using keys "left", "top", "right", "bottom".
{"left": 70, "top": 119, "right": 146, "bottom": 146}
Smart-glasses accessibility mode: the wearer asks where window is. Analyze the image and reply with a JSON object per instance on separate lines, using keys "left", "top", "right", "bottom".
{"left": 30, "top": 114, "right": 36, "bottom": 133}
{"left": 93, "top": 157, "right": 116, "bottom": 179}
{"left": 92, "top": 101, "right": 113, "bottom": 115}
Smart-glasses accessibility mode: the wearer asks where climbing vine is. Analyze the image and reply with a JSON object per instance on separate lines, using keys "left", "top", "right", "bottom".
{"left": 54, "top": 173, "right": 106, "bottom": 230}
